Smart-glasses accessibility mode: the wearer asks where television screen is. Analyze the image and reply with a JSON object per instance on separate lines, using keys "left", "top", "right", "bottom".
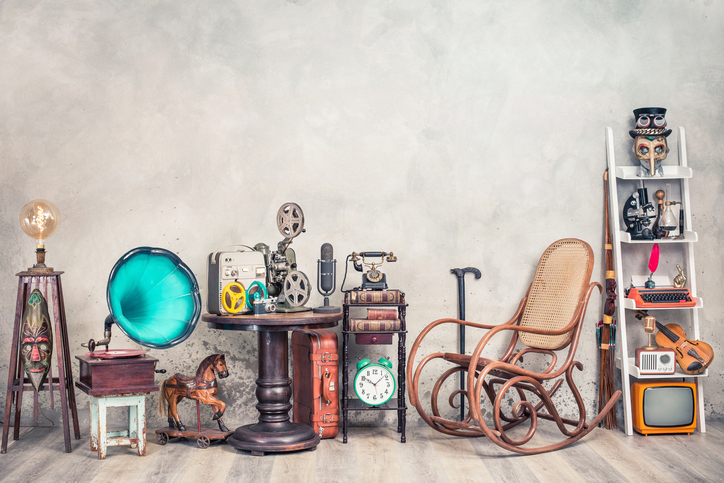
{"left": 643, "top": 385, "right": 695, "bottom": 427}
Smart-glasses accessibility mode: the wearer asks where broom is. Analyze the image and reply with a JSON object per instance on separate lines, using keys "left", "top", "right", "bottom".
{"left": 599, "top": 170, "right": 618, "bottom": 429}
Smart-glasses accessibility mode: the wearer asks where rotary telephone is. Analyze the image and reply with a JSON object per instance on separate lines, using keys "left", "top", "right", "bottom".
{"left": 349, "top": 251, "right": 397, "bottom": 290}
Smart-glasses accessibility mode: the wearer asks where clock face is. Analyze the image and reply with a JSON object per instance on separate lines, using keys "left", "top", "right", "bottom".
{"left": 354, "top": 363, "right": 395, "bottom": 406}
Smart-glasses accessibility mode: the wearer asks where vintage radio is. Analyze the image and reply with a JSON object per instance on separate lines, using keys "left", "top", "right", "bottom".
{"left": 634, "top": 348, "right": 676, "bottom": 375}
{"left": 207, "top": 247, "right": 267, "bottom": 315}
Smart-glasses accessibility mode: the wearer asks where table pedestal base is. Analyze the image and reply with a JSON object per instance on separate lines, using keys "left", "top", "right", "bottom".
{"left": 228, "top": 421, "right": 319, "bottom": 455}
{"left": 230, "top": 330, "right": 320, "bottom": 455}
{"left": 202, "top": 311, "right": 341, "bottom": 455}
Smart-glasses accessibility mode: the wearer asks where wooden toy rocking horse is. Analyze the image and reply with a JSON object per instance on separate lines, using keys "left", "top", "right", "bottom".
{"left": 158, "top": 354, "right": 230, "bottom": 436}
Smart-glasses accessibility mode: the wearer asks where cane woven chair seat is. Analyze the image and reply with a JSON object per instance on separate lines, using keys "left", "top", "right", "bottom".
{"left": 407, "top": 238, "right": 621, "bottom": 454}
{"left": 518, "top": 239, "right": 591, "bottom": 350}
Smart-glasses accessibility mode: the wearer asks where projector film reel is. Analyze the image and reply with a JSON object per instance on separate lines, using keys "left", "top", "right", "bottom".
{"left": 221, "top": 281, "right": 247, "bottom": 314}
{"left": 283, "top": 270, "right": 311, "bottom": 308}
{"left": 245, "top": 280, "right": 269, "bottom": 310}
{"left": 277, "top": 202, "right": 305, "bottom": 239}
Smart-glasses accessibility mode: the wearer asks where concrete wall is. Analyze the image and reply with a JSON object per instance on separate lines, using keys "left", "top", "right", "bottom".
{"left": 1, "top": 0, "right": 722, "bottom": 431}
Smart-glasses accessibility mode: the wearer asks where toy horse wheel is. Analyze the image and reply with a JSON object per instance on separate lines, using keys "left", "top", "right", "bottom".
{"left": 197, "top": 435, "right": 210, "bottom": 449}
{"left": 157, "top": 432, "right": 169, "bottom": 445}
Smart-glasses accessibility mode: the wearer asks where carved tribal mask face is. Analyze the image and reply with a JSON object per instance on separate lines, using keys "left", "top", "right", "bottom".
{"left": 20, "top": 289, "right": 53, "bottom": 392}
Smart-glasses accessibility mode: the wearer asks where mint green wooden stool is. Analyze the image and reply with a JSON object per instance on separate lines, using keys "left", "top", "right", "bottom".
{"left": 90, "top": 393, "right": 147, "bottom": 459}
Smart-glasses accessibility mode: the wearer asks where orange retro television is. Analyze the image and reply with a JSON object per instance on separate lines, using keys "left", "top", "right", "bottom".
{"left": 631, "top": 381, "right": 697, "bottom": 435}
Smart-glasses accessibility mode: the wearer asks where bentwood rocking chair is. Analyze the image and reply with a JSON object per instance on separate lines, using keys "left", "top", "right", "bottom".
{"left": 407, "top": 239, "right": 621, "bottom": 454}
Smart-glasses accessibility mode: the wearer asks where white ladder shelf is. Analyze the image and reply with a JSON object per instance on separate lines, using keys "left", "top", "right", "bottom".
{"left": 605, "top": 126, "right": 707, "bottom": 436}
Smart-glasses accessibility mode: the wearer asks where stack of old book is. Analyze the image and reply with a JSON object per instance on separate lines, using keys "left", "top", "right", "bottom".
{"left": 347, "top": 289, "right": 403, "bottom": 305}
{"left": 349, "top": 308, "right": 400, "bottom": 345}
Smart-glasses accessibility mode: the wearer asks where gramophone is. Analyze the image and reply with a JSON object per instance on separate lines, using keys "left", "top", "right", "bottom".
{"left": 77, "top": 247, "right": 201, "bottom": 395}
{"left": 82, "top": 247, "right": 201, "bottom": 355}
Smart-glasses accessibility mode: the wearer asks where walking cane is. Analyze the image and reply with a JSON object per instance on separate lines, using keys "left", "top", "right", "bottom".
{"left": 451, "top": 267, "right": 481, "bottom": 422}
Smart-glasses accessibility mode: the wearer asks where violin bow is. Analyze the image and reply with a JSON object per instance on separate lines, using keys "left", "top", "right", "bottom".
{"left": 600, "top": 169, "right": 618, "bottom": 429}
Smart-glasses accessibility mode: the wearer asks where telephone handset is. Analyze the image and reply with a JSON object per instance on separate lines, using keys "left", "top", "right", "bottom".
{"left": 344, "top": 251, "right": 397, "bottom": 291}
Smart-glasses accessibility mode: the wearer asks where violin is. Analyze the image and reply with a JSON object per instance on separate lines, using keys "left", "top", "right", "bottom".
{"left": 654, "top": 322, "right": 714, "bottom": 375}
{"left": 633, "top": 310, "right": 713, "bottom": 374}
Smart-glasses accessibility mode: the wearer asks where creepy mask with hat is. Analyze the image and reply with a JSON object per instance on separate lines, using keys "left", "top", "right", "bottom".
{"left": 630, "top": 107, "right": 671, "bottom": 177}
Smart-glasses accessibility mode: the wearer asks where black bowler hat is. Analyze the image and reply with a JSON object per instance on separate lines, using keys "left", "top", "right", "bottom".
{"left": 629, "top": 107, "right": 672, "bottom": 138}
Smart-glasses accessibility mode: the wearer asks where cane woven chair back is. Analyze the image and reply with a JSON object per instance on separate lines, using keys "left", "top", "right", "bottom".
{"left": 518, "top": 239, "right": 593, "bottom": 350}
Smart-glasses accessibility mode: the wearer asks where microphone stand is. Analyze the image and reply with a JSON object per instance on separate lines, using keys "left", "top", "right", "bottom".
{"left": 314, "top": 243, "right": 341, "bottom": 314}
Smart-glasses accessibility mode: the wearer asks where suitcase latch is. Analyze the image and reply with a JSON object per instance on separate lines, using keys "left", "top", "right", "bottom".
{"left": 320, "top": 352, "right": 333, "bottom": 362}
{"left": 322, "top": 413, "right": 334, "bottom": 423}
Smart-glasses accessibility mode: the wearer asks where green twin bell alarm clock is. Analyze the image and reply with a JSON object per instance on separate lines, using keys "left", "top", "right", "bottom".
{"left": 354, "top": 357, "right": 395, "bottom": 406}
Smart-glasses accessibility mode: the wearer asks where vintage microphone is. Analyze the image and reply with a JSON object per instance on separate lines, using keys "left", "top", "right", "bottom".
{"left": 313, "top": 243, "right": 341, "bottom": 313}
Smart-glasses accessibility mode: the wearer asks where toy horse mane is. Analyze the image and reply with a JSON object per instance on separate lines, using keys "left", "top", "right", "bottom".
{"left": 196, "top": 353, "right": 224, "bottom": 378}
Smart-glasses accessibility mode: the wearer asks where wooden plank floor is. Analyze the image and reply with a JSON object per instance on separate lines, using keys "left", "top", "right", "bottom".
{"left": 1, "top": 422, "right": 723, "bottom": 482}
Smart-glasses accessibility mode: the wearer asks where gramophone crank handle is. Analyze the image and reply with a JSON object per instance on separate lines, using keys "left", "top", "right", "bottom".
{"left": 81, "top": 339, "right": 97, "bottom": 352}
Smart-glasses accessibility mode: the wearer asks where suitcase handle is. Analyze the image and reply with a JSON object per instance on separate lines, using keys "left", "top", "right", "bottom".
{"left": 322, "top": 368, "right": 335, "bottom": 405}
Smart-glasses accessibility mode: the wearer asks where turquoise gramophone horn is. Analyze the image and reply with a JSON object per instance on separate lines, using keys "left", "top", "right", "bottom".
{"left": 106, "top": 247, "right": 201, "bottom": 349}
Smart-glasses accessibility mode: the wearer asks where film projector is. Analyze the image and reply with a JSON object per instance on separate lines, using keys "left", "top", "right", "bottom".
{"left": 207, "top": 202, "right": 312, "bottom": 315}
{"left": 207, "top": 246, "right": 269, "bottom": 315}
{"left": 254, "top": 202, "right": 312, "bottom": 312}
{"left": 77, "top": 247, "right": 202, "bottom": 395}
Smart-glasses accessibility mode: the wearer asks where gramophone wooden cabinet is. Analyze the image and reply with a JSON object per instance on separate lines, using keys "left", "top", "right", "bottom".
{"left": 75, "top": 354, "right": 159, "bottom": 397}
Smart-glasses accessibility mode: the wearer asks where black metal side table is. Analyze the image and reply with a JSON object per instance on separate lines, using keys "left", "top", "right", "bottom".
{"left": 341, "top": 290, "right": 407, "bottom": 443}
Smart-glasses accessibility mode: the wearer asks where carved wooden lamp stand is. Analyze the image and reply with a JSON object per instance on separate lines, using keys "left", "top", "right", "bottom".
{"left": 1, "top": 272, "right": 81, "bottom": 453}
{"left": 2, "top": 200, "right": 81, "bottom": 454}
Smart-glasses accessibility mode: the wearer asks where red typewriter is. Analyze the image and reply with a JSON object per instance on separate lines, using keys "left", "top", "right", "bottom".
{"left": 626, "top": 286, "right": 696, "bottom": 308}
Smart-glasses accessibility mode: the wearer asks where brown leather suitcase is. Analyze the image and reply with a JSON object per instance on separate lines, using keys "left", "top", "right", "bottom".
{"left": 292, "top": 329, "right": 340, "bottom": 439}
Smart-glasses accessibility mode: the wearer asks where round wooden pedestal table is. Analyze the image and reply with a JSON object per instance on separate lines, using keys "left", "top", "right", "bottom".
{"left": 202, "top": 311, "right": 341, "bottom": 455}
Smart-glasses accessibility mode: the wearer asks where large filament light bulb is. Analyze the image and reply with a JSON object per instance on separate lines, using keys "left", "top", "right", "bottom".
{"left": 19, "top": 199, "right": 60, "bottom": 272}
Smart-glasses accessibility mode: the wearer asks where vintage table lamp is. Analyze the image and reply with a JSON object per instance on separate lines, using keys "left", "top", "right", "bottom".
{"left": 19, "top": 199, "right": 60, "bottom": 272}
{"left": 3, "top": 199, "right": 81, "bottom": 454}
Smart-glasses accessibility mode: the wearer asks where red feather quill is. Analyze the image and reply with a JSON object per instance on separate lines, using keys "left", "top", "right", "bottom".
{"left": 648, "top": 243, "right": 660, "bottom": 275}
